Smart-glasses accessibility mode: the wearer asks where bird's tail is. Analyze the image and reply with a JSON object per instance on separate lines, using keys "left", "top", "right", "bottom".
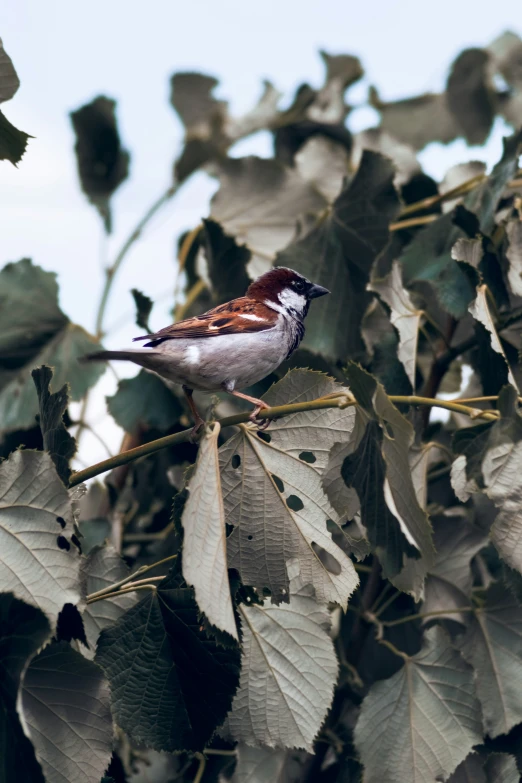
{"left": 79, "top": 349, "right": 153, "bottom": 364}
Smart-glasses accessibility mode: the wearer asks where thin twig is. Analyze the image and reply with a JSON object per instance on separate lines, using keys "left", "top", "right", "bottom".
{"left": 389, "top": 214, "right": 438, "bottom": 231}
{"left": 86, "top": 553, "right": 178, "bottom": 601}
{"left": 69, "top": 393, "right": 499, "bottom": 487}
{"left": 381, "top": 606, "right": 475, "bottom": 627}
{"left": 193, "top": 753, "right": 206, "bottom": 783}
{"left": 86, "top": 584, "right": 157, "bottom": 605}
{"left": 399, "top": 172, "right": 487, "bottom": 217}
{"left": 95, "top": 183, "right": 180, "bottom": 339}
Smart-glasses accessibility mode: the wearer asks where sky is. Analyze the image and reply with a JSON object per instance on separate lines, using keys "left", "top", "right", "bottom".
{"left": 1, "top": 0, "right": 521, "bottom": 468}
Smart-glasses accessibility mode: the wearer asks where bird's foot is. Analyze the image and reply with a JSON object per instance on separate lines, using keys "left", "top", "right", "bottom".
{"left": 249, "top": 401, "right": 272, "bottom": 431}
{"left": 189, "top": 418, "right": 205, "bottom": 443}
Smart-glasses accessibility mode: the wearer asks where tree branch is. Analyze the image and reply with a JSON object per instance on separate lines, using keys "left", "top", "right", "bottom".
{"left": 69, "top": 393, "right": 499, "bottom": 487}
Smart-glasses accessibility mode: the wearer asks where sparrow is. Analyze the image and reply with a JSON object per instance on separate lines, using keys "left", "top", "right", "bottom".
{"left": 81, "top": 267, "right": 329, "bottom": 434}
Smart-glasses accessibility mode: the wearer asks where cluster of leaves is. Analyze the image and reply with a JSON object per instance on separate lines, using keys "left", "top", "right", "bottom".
{"left": 3, "top": 27, "right": 522, "bottom": 783}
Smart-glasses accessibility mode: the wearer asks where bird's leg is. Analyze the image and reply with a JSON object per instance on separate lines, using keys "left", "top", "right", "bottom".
{"left": 182, "top": 386, "right": 205, "bottom": 439}
{"left": 222, "top": 386, "right": 272, "bottom": 430}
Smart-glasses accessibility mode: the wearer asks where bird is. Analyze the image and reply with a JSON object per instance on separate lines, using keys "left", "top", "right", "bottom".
{"left": 81, "top": 267, "right": 329, "bottom": 435}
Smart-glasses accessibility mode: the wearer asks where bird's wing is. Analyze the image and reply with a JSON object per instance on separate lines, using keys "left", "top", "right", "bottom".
{"left": 133, "top": 297, "right": 278, "bottom": 346}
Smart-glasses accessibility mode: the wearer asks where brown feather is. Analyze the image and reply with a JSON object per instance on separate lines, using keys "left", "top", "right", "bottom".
{"left": 132, "top": 298, "right": 277, "bottom": 346}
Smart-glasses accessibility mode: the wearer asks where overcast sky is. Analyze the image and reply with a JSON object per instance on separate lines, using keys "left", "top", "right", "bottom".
{"left": 1, "top": 0, "right": 521, "bottom": 466}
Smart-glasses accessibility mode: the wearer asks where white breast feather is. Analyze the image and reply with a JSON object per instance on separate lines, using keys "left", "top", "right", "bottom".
{"left": 185, "top": 345, "right": 201, "bottom": 364}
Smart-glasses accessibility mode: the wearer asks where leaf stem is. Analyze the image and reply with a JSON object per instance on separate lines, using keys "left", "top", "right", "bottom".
{"left": 381, "top": 606, "right": 475, "bottom": 627}
{"left": 399, "top": 172, "right": 487, "bottom": 217}
{"left": 86, "top": 583, "right": 158, "bottom": 605}
{"left": 389, "top": 214, "right": 438, "bottom": 231}
{"left": 95, "top": 183, "right": 180, "bottom": 339}
{"left": 85, "top": 553, "right": 178, "bottom": 601}
{"left": 70, "top": 394, "right": 499, "bottom": 487}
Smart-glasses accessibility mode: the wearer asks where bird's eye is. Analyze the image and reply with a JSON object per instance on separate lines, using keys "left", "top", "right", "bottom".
{"left": 294, "top": 280, "right": 305, "bottom": 292}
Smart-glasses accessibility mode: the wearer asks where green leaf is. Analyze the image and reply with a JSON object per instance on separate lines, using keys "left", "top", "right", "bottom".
{"left": 182, "top": 423, "right": 238, "bottom": 640}
{"left": 201, "top": 218, "right": 251, "bottom": 305}
{"left": 21, "top": 641, "right": 112, "bottom": 783}
{"left": 219, "top": 370, "right": 359, "bottom": 606}
{"left": 80, "top": 544, "right": 137, "bottom": 659}
{"left": 0, "top": 37, "right": 20, "bottom": 102}
{"left": 0, "top": 450, "right": 81, "bottom": 628}
{"left": 0, "top": 594, "right": 49, "bottom": 783}
{"left": 32, "top": 365, "right": 76, "bottom": 485}
{"left": 223, "top": 560, "right": 338, "bottom": 751}
{"left": 131, "top": 288, "right": 153, "bottom": 332}
{"left": 210, "top": 156, "right": 326, "bottom": 277}
{"left": 423, "top": 515, "right": 486, "bottom": 624}
{"left": 368, "top": 261, "right": 421, "bottom": 388}
{"left": 446, "top": 48, "right": 495, "bottom": 146}
{"left": 456, "top": 584, "right": 522, "bottom": 738}
{"left": 95, "top": 579, "right": 240, "bottom": 752}
{"left": 354, "top": 626, "right": 483, "bottom": 783}
{"left": 277, "top": 150, "right": 401, "bottom": 360}
{"left": 343, "top": 364, "right": 434, "bottom": 595}
{"left": 399, "top": 211, "right": 475, "bottom": 318}
{"left": 0, "top": 259, "right": 104, "bottom": 433}
{"left": 0, "top": 108, "right": 32, "bottom": 166}
{"left": 106, "top": 370, "right": 182, "bottom": 433}
{"left": 70, "top": 96, "right": 130, "bottom": 233}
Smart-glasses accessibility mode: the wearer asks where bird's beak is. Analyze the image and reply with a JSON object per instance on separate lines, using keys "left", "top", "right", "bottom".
{"left": 309, "top": 283, "right": 330, "bottom": 298}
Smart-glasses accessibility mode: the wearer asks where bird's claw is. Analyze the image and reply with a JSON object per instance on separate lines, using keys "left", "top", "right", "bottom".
{"left": 249, "top": 404, "right": 272, "bottom": 431}
{"left": 189, "top": 419, "right": 205, "bottom": 443}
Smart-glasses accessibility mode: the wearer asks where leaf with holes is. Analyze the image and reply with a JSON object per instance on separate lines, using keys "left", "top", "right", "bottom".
{"left": 354, "top": 626, "right": 483, "bottom": 783}
{"left": 0, "top": 450, "right": 81, "bottom": 628}
{"left": 455, "top": 583, "right": 522, "bottom": 738}
{"left": 95, "top": 578, "right": 240, "bottom": 752}
{"left": 277, "top": 150, "right": 401, "bottom": 361}
{"left": 219, "top": 370, "right": 359, "bottom": 605}
{"left": 369, "top": 261, "right": 422, "bottom": 388}
{"left": 21, "top": 641, "right": 113, "bottom": 783}
{"left": 182, "top": 422, "right": 238, "bottom": 640}
{"left": 223, "top": 560, "right": 338, "bottom": 751}
{"left": 0, "top": 593, "right": 49, "bottom": 783}
{"left": 80, "top": 544, "right": 138, "bottom": 659}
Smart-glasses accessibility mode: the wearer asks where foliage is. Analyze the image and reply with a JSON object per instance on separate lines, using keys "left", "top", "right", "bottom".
{"left": 3, "top": 27, "right": 522, "bottom": 783}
